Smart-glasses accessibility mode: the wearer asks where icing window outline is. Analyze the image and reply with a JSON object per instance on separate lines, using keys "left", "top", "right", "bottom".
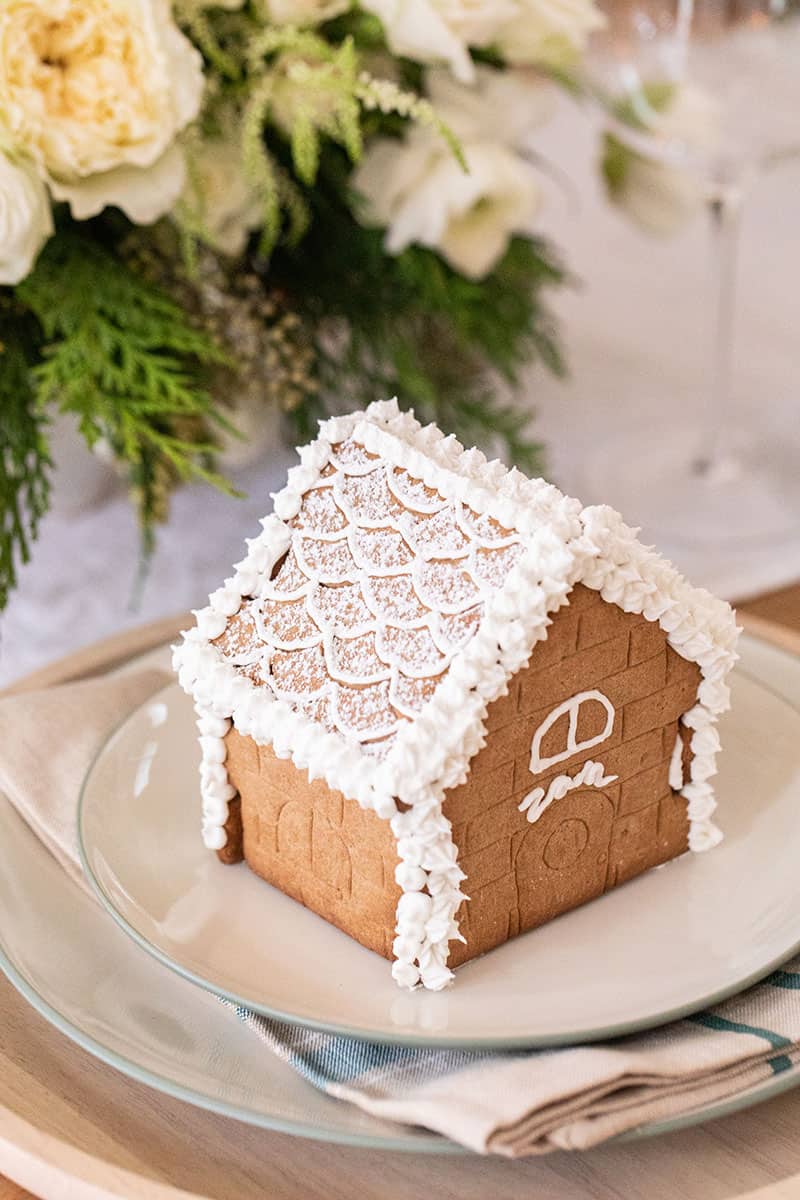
{"left": 529, "top": 689, "right": 615, "bottom": 775}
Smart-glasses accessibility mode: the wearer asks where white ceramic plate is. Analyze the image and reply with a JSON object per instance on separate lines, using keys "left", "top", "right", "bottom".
{"left": 80, "top": 635, "right": 800, "bottom": 1048}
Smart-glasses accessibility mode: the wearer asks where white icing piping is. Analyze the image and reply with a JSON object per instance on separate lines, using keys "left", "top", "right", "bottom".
{"left": 669, "top": 731, "right": 685, "bottom": 790}
{"left": 520, "top": 760, "right": 618, "bottom": 825}
{"left": 195, "top": 704, "right": 236, "bottom": 851}
{"left": 390, "top": 786, "right": 467, "bottom": 990}
{"left": 173, "top": 399, "right": 740, "bottom": 990}
{"left": 529, "top": 690, "right": 615, "bottom": 774}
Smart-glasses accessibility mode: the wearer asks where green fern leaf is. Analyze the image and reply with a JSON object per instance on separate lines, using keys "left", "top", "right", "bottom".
{"left": 0, "top": 306, "right": 52, "bottom": 610}
{"left": 15, "top": 235, "right": 239, "bottom": 573}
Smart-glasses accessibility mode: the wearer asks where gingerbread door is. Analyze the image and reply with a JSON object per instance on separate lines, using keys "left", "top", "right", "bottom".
{"left": 513, "top": 789, "right": 615, "bottom": 932}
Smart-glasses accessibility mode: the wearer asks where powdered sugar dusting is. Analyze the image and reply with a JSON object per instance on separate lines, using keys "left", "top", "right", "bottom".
{"left": 472, "top": 543, "right": 525, "bottom": 587}
{"left": 270, "top": 645, "right": 327, "bottom": 696}
{"left": 366, "top": 574, "right": 431, "bottom": 625}
{"left": 402, "top": 508, "right": 471, "bottom": 558}
{"left": 388, "top": 466, "right": 445, "bottom": 512}
{"left": 213, "top": 605, "right": 259, "bottom": 659}
{"left": 297, "top": 537, "right": 358, "bottom": 582}
{"left": 352, "top": 527, "right": 414, "bottom": 571}
{"left": 300, "top": 693, "right": 335, "bottom": 731}
{"left": 334, "top": 680, "right": 398, "bottom": 736}
{"left": 312, "top": 581, "right": 374, "bottom": 632}
{"left": 330, "top": 438, "right": 379, "bottom": 471}
{"left": 289, "top": 487, "right": 347, "bottom": 535}
{"left": 214, "top": 436, "right": 522, "bottom": 743}
{"left": 338, "top": 469, "right": 405, "bottom": 525}
{"left": 329, "top": 632, "right": 386, "bottom": 680}
{"left": 459, "top": 506, "right": 514, "bottom": 544}
{"left": 390, "top": 672, "right": 444, "bottom": 714}
{"left": 416, "top": 560, "right": 481, "bottom": 611}
{"left": 379, "top": 626, "right": 446, "bottom": 676}
{"left": 269, "top": 549, "right": 309, "bottom": 595}
{"left": 256, "top": 597, "right": 318, "bottom": 647}
{"left": 435, "top": 605, "right": 484, "bottom": 651}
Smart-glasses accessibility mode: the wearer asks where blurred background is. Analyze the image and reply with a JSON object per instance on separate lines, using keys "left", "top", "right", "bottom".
{"left": 2, "top": 0, "right": 799, "bottom": 683}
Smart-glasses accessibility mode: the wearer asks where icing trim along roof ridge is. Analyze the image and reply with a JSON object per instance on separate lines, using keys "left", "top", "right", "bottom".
{"left": 306, "top": 400, "right": 584, "bottom": 537}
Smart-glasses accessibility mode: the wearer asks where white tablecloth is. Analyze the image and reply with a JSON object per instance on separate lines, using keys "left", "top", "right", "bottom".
{"left": 3, "top": 102, "right": 799, "bottom": 687}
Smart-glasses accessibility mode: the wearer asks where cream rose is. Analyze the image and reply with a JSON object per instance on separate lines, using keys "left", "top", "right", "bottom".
{"left": 361, "top": 0, "right": 602, "bottom": 81}
{"left": 0, "top": 0, "right": 205, "bottom": 223}
{"left": 353, "top": 68, "right": 546, "bottom": 279}
{"left": 0, "top": 152, "right": 53, "bottom": 284}
{"left": 496, "top": 0, "right": 605, "bottom": 69}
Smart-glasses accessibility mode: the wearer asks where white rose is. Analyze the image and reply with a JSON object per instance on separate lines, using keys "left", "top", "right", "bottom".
{"left": 607, "top": 85, "right": 719, "bottom": 236}
{"left": 361, "top": 0, "right": 602, "bottom": 82}
{"left": 361, "top": 0, "right": 512, "bottom": 82}
{"left": 0, "top": 0, "right": 205, "bottom": 224}
{"left": 188, "top": 137, "right": 262, "bottom": 257}
{"left": 608, "top": 154, "right": 704, "bottom": 236}
{"left": 495, "top": 0, "right": 605, "bottom": 69}
{"left": 353, "top": 69, "right": 545, "bottom": 278}
{"left": 427, "top": 64, "right": 556, "bottom": 147}
{"left": 266, "top": 0, "right": 350, "bottom": 23}
{"left": 0, "top": 152, "right": 53, "bottom": 284}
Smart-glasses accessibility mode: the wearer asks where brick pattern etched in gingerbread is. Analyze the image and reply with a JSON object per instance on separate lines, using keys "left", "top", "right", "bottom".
{"left": 225, "top": 727, "right": 401, "bottom": 958}
{"left": 444, "top": 585, "right": 701, "bottom": 967}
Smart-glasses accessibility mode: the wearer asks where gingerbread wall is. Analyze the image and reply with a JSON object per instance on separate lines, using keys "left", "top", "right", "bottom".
{"left": 224, "top": 728, "right": 401, "bottom": 958}
{"left": 444, "top": 584, "right": 700, "bottom": 967}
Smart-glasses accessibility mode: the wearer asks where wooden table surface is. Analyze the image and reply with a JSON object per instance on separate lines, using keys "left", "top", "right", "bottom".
{"left": 1, "top": 584, "right": 799, "bottom": 1200}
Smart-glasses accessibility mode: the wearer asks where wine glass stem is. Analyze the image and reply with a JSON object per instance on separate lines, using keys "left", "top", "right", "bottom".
{"left": 694, "top": 189, "right": 742, "bottom": 477}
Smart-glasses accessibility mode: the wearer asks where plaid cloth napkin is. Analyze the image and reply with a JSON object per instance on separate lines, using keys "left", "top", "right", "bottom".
{"left": 1, "top": 667, "right": 799, "bottom": 1156}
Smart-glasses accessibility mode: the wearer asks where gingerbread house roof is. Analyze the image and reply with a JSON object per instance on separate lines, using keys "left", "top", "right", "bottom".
{"left": 175, "top": 397, "right": 738, "bottom": 844}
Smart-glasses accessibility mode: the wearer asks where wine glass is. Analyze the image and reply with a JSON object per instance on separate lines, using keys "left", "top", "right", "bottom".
{"left": 579, "top": 0, "right": 800, "bottom": 549}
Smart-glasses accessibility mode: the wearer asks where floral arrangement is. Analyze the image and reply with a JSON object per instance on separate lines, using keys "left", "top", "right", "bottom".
{"left": 0, "top": 0, "right": 604, "bottom": 609}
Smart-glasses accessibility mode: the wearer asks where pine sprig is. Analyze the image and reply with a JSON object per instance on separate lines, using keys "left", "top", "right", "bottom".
{"left": 0, "top": 305, "right": 51, "bottom": 610}
{"left": 241, "top": 27, "right": 463, "bottom": 258}
{"left": 16, "top": 235, "right": 239, "bottom": 562}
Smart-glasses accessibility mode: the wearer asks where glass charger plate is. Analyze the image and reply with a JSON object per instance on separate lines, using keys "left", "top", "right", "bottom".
{"left": 78, "top": 633, "right": 800, "bottom": 1048}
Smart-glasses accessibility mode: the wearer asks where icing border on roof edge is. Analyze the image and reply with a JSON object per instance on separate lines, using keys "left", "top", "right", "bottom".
{"left": 573, "top": 505, "right": 739, "bottom": 853}
{"left": 172, "top": 399, "right": 740, "bottom": 990}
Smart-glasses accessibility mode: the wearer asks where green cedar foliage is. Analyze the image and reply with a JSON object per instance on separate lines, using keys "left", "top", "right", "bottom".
{"left": 0, "top": 301, "right": 51, "bottom": 609}
{"left": 272, "top": 149, "right": 565, "bottom": 472}
{"left": 7, "top": 234, "right": 238, "bottom": 596}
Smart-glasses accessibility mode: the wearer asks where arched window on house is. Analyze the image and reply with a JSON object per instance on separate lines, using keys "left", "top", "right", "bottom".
{"left": 529, "top": 690, "right": 615, "bottom": 775}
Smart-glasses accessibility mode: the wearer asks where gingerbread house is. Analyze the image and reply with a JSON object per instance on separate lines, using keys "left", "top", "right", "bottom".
{"left": 174, "top": 400, "right": 739, "bottom": 990}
